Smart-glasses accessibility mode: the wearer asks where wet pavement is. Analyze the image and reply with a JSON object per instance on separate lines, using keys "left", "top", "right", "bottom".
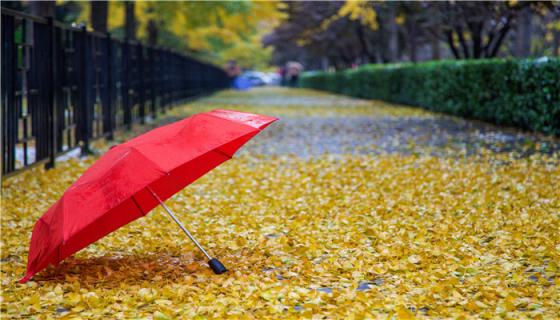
{"left": 185, "top": 87, "right": 560, "bottom": 159}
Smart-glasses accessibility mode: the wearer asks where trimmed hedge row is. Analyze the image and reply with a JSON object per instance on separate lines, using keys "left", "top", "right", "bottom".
{"left": 300, "top": 58, "right": 560, "bottom": 135}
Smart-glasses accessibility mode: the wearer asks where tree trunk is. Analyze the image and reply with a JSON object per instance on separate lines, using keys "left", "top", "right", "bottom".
{"left": 488, "top": 19, "right": 512, "bottom": 57}
{"left": 469, "top": 22, "right": 483, "bottom": 58}
{"left": 340, "top": 45, "right": 354, "bottom": 66}
{"left": 378, "top": 25, "right": 390, "bottom": 62}
{"left": 446, "top": 31, "right": 461, "bottom": 59}
{"left": 125, "top": 2, "right": 136, "bottom": 40}
{"left": 29, "top": 0, "right": 55, "bottom": 18}
{"left": 515, "top": 7, "right": 532, "bottom": 57}
{"left": 2, "top": 1, "right": 23, "bottom": 10}
{"left": 553, "top": 28, "right": 560, "bottom": 57}
{"left": 386, "top": 4, "right": 398, "bottom": 62}
{"left": 321, "top": 57, "right": 329, "bottom": 71}
{"left": 430, "top": 26, "right": 441, "bottom": 60}
{"left": 455, "top": 26, "right": 470, "bottom": 58}
{"left": 355, "top": 23, "right": 370, "bottom": 64}
{"left": 147, "top": 19, "right": 158, "bottom": 46}
{"left": 90, "top": 1, "right": 108, "bottom": 33}
{"left": 407, "top": 20, "right": 418, "bottom": 62}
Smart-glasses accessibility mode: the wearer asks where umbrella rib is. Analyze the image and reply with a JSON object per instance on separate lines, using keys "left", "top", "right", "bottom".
{"left": 130, "top": 195, "right": 145, "bottom": 216}
{"left": 213, "top": 148, "right": 233, "bottom": 160}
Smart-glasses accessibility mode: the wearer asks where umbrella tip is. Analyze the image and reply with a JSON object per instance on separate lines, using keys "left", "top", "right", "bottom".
{"left": 19, "top": 274, "right": 32, "bottom": 284}
{"left": 208, "top": 258, "right": 227, "bottom": 275}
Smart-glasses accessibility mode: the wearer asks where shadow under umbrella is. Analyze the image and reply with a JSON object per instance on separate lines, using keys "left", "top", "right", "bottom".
{"left": 31, "top": 252, "right": 208, "bottom": 287}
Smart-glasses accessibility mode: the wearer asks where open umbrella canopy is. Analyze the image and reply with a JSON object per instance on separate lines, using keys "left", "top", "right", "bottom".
{"left": 20, "top": 109, "right": 278, "bottom": 283}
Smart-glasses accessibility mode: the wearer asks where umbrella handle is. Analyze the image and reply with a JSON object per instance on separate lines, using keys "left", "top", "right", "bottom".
{"left": 146, "top": 187, "right": 228, "bottom": 275}
{"left": 208, "top": 258, "right": 227, "bottom": 274}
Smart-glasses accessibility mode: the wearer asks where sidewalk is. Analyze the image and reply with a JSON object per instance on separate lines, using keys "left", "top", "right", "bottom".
{"left": 2, "top": 87, "right": 559, "bottom": 318}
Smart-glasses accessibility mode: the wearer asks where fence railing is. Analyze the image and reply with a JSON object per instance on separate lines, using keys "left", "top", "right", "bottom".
{"left": 1, "top": 8, "right": 230, "bottom": 178}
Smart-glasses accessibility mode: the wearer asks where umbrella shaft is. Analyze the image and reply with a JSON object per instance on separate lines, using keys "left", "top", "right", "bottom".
{"left": 147, "top": 188, "right": 212, "bottom": 260}
{"left": 162, "top": 203, "right": 212, "bottom": 260}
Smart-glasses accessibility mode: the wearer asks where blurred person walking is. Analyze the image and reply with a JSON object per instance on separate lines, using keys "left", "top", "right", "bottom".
{"left": 278, "top": 65, "right": 287, "bottom": 86}
{"left": 225, "top": 60, "right": 242, "bottom": 88}
{"left": 286, "top": 61, "right": 303, "bottom": 87}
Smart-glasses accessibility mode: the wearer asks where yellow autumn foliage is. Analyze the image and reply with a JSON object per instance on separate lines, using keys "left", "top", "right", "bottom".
{"left": 62, "top": 1, "right": 284, "bottom": 68}
{"left": 338, "top": 0, "right": 378, "bottom": 30}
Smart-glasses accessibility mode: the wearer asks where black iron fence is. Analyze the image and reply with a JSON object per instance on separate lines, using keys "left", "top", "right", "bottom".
{"left": 1, "top": 8, "right": 229, "bottom": 178}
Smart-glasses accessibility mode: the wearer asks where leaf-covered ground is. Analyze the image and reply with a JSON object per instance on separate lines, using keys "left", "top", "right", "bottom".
{"left": 1, "top": 87, "right": 559, "bottom": 319}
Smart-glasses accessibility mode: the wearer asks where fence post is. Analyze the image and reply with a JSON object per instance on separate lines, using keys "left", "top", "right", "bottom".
{"left": 149, "top": 47, "right": 156, "bottom": 118}
{"left": 122, "top": 40, "right": 131, "bottom": 129}
{"left": 138, "top": 43, "right": 145, "bottom": 124}
{"left": 2, "top": 14, "right": 17, "bottom": 175}
{"left": 162, "top": 50, "right": 167, "bottom": 112}
{"left": 45, "top": 17, "right": 57, "bottom": 169}
{"left": 80, "top": 25, "right": 91, "bottom": 156}
{"left": 106, "top": 33, "right": 114, "bottom": 140}
{"left": 154, "top": 48, "right": 160, "bottom": 114}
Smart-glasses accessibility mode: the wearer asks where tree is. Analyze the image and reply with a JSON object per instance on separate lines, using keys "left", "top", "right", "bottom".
{"left": 265, "top": 1, "right": 447, "bottom": 68}
{"left": 32, "top": 0, "right": 281, "bottom": 67}
{"left": 173, "top": 1, "right": 282, "bottom": 67}
{"left": 554, "top": 26, "right": 560, "bottom": 56}
{"left": 29, "top": 0, "right": 55, "bottom": 18}
{"left": 90, "top": 1, "right": 108, "bottom": 33}
{"left": 400, "top": 2, "right": 424, "bottom": 62}
{"left": 1, "top": 1, "right": 23, "bottom": 11}
{"left": 147, "top": 19, "right": 158, "bottom": 46}
{"left": 338, "top": 0, "right": 378, "bottom": 63}
{"left": 425, "top": 1, "right": 554, "bottom": 59}
{"left": 515, "top": 6, "right": 532, "bottom": 57}
{"left": 124, "top": 1, "right": 136, "bottom": 40}
{"left": 265, "top": 1, "right": 383, "bottom": 69}
{"left": 429, "top": 23, "right": 441, "bottom": 60}
{"left": 385, "top": 3, "right": 398, "bottom": 62}
{"left": 548, "top": 5, "right": 560, "bottom": 56}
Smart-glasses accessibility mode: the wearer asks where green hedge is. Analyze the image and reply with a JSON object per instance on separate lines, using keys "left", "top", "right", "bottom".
{"left": 300, "top": 58, "right": 560, "bottom": 135}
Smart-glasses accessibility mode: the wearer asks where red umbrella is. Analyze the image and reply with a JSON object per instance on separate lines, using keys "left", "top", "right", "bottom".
{"left": 20, "top": 109, "right": 278, "bottom": 283}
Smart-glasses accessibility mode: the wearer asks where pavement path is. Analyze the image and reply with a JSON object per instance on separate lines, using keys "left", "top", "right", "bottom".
{"left": 189, "top": 87, "right": 560, "bottom": 158}
{"left": 2, "top": 86, "right": 558, "bottom": 319}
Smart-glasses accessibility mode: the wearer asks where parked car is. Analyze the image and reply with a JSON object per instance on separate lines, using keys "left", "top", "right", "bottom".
{"left": 239, "top": 71, "right": 267, "bottom": 86}
{"left": 261, "top": 72, "right": 281, "bottom": 85}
